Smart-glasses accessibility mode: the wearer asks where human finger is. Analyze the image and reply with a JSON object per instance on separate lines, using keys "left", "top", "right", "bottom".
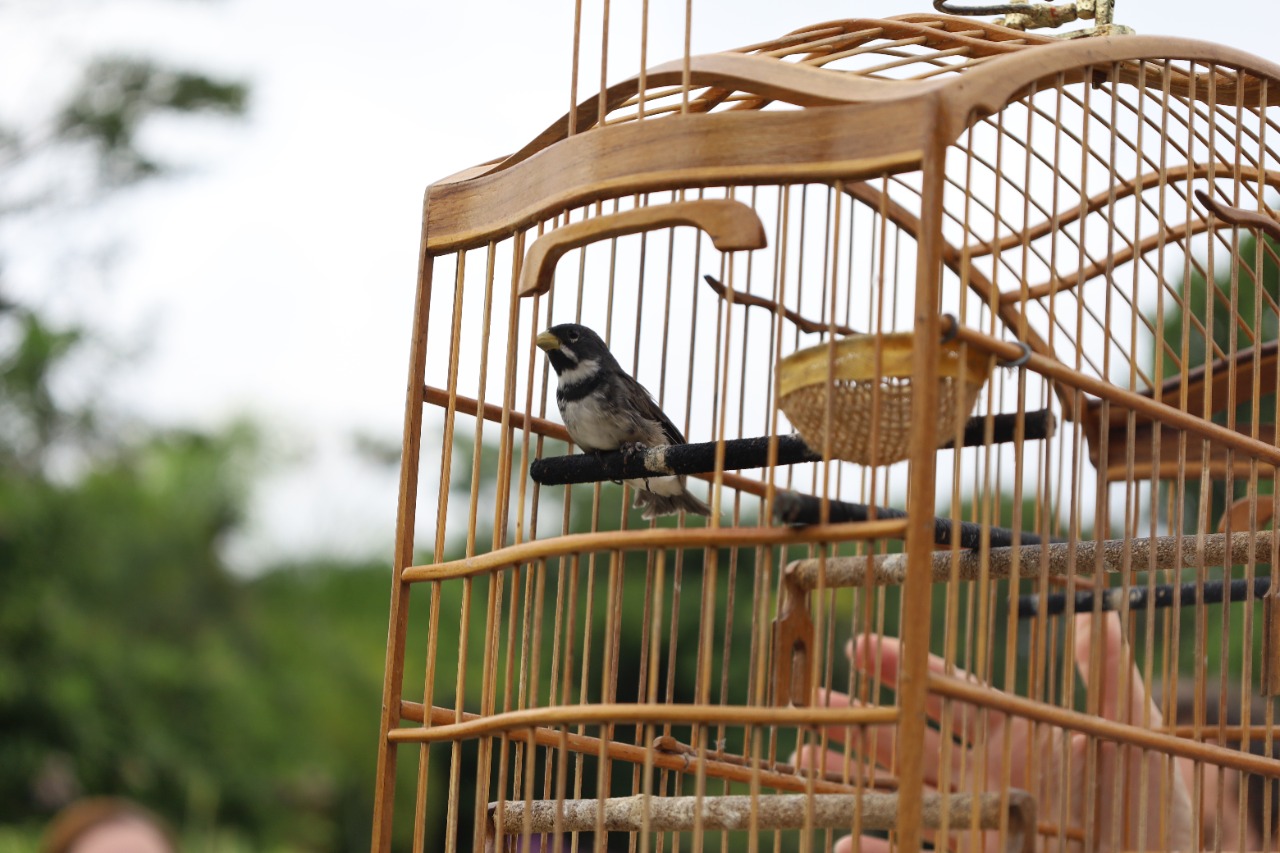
{"left": 791, "top": 743, "right": 880, "bottom": 783}
{"left": 1078, "top": 610, "right": 1202, "bottom": 799}
{"left": 809, "top": 685, "right": 967, "bottom": 785}
{"left": 851, "top": 634, "right": 1007, "bottom": 743}
{"left": 810, "top": 688, "right": 900, "bottom": 753}
{"left": 1072, "top": 612, "right": 1162, "bottom": 726}
{"left": 835, "top": 832, "right": 893, "bottom": 853}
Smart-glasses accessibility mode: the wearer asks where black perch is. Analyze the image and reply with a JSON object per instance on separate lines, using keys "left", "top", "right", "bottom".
{"left": 529, "top": 409, "right": 1055, "bottom": 486}
{"left": 531, "top": 434, "right": 818, "bottom": 485}
{"left": 773, "top": 491, "right": 1053, "bottom": 549}
{"left": 1017, "top": 576, "right": 1274, "bottom": 618}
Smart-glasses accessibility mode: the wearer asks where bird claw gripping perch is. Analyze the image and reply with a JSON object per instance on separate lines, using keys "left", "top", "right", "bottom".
{"left": 619, "top": 442, "right": 652, "bottom": 490}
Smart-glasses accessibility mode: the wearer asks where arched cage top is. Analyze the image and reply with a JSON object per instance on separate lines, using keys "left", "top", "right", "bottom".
{"left": 425, "top": 16, "right": 1280, "bottom": 255}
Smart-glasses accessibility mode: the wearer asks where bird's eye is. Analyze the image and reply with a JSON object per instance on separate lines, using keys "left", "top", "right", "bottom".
{"left": 568, "top": 330, "right": 579, "bottom": 342}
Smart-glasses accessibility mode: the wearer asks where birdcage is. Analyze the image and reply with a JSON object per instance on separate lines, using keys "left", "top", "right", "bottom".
{"left": 372, "top": 7, "right": 1280, "bottom": 852}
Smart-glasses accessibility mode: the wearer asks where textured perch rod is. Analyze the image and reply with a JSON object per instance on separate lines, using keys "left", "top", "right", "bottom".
{"left": 486, "top": 792, "right": 1034, "bottom": 853}
{"left": 786, "top": 530, "right": 1275, "bottom": 592}
{"left": 529, "top": 409, "right": 1055, "bottom": 486}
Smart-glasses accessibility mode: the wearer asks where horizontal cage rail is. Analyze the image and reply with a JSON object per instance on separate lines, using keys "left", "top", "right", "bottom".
{"left": 400, "top": 702, "right": 898, "bottom": 793}
{"left": 929, "top": 673, "right": 1280, "bottom": 777}
{"left": 387, "top": 703, "right": 899, "bottom": 744}
{"left": 400, "top": 518, "right": 908, "bottom": 582}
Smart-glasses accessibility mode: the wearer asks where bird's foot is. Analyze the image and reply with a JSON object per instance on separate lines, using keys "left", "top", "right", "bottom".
{"left": 619, "top": 442, "right": 650, "bottom": 488}
{"left": 619, "top": 442, "right": 648, "bottom": 463}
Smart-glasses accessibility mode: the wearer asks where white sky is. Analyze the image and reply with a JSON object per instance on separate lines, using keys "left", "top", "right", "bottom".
{"left": 0, "top": 0, "right": 1273, "bottom": 570}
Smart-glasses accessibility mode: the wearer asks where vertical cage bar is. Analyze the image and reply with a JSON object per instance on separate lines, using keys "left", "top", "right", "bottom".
{"left": 372, "top": 242, "right": 437, "bottom": 852}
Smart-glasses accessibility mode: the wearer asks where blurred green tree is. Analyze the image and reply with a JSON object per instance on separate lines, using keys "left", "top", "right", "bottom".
{"left": 2, "top": 57, "right": 248, "bottom": 210}
{"left": 0, "top": 304, "right": 409, "bottom": 847}
{"left": 0, "top": 6, "right": 294, "bottom": 846}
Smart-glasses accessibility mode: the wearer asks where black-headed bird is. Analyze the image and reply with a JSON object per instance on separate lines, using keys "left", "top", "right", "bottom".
{"left": 535, "top": 323, "right": 711, "bottom": 519}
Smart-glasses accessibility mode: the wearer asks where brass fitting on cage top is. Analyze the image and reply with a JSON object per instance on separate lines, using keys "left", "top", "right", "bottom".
{"left": 933, "top": 0, "right": 1133, "bottom": 36}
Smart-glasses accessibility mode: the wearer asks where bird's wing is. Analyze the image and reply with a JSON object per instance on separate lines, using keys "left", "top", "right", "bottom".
{"left": 641, "top": 387, "right": 688, "bottom": 445}
{"left": 613, "top": 371, "right": 688, "bottom": 446}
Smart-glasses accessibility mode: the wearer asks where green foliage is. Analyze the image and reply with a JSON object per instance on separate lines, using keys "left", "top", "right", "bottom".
{"left": 57, "top": 58, "right": 248, "bottom": 185}
{"left": 0, "top": 1, "right": 499, "bottom": 847}
{"left": 0, "top": 309, "right": 87, "bottom": 473}
{"left": 1, "top": 47, "right": 248, "bottom": 220}
{"left": 0, "top": 20, "right": 363, "bottom": 847}
{"left": 0, "top": 307, "right": 397, "bottom": 846}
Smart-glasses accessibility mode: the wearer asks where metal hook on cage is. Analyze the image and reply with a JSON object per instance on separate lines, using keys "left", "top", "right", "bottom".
{"left": 940, "top": 312, "right": 960, "bottom": 344}
{"left": 932, "top": 0, "right": 1132, "bottom": 35}
{"left": 997, "top": 341, "right": 1033, "bottom": 368}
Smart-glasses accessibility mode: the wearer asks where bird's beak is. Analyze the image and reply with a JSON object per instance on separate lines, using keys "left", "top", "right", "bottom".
{"left": 535, "top": 331, "right": 560, "bottom": 352}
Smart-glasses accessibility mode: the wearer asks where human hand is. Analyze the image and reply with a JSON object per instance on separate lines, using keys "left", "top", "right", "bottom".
{"left": 797, "top": 613, "right": 1194, "bottom": 853}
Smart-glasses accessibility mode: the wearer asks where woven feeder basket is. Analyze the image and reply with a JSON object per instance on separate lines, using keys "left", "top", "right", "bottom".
{"left": 777, "top": 333, "right": 993, "bottom": 466}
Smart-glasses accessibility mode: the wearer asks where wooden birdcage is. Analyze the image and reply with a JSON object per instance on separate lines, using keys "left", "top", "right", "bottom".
{"left": 372, "top": 8, "right": 1280, "bottom": 852}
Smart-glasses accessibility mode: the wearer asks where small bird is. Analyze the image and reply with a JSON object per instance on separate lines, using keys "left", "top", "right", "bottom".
{"left": 535, "top": 323, "right": 711, "bottom": 519}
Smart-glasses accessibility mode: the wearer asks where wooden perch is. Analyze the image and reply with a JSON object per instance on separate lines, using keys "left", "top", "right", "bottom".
{"left": 485, "top": 791, "right": 1035, "bottom": 853}
{"left": 529, "top": 410, "right": 1055, "bottom": 485}
{"left": 1196, "top": 188, "right": 1280, "bottom": 243}
{"left": 784, "top": 529, "right": 1275, "bottom": 591}
{"left": 703, "top": 273, "right": 860, "bottom": 335}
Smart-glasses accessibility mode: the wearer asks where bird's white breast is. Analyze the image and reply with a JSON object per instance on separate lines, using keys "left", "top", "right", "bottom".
{"left": 561, "top": 392, "right": 632, "bottom": 451}
{"left": 555, "top": 357, "right": 667, "bottom": 452}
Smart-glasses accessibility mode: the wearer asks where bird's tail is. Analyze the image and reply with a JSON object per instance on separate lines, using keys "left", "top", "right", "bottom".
{"left": 635, "top": 487, "right": 712, "bottom": 520}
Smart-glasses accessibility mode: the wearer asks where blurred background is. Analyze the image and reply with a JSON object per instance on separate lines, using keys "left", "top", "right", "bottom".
{"left": 0, "top": 1, "right": 1271, "bottom": 850}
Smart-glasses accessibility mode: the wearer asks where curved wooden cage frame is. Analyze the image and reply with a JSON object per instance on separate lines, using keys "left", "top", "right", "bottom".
{"left": 375, "top": 13, "right": 1280, "bottom": 853}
